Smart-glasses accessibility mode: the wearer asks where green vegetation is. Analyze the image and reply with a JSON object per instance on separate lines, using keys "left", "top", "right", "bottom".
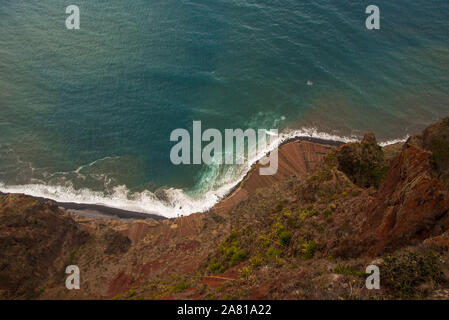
{"left": 301, "top": 241, "right": 317, "bottom": 260}
{"left": 172, "top": 281, "right": 190, "bottom": 293}
{"left": 208, "top": 231, "right": 247, "bottom": 274}
{"left": 306, "top": 168, "right": 333, "bottom": 186}
{"left": 431, "top": 139, "right": 449, "bottom": 169}
{"left": 334, "top": 264, "right": 365, "bottom": 277}
{"left": 209, "top": 258, "right": 227, "bottom": 274}
{"left": 70, "top": 250, "right": 77, "bottom": 264}
{"left": 334, "top": 135, "right": 387, "bottom": 189}
{"left": 298, "top": 208, "right": 318, "bottom": 221}
{"left": 323, "top": 204, "right": 336, "bottom": 218}
{"left": 250, "top": 255, "right": 263, "bottom": 268}
{"left": 36, "top": 286, "right": 46, "bottom": 298}
{"left": 125, "top": 286, "right": 138, "bottom": 298}
{"left": 278, "top": 230, "right": 291, "bottom": 246}
{"left": 239, "top": 266, "right": 253, "bottom": 279}
{"left": 208, "top": 196, "right": 324, "bottom": 276}
{"left": 266, "top": 247, "right": 282, "bottom": 259}
{"left": 383, "top": 250, "right": 444, "bottom": 298}
{"left": 370, "top": 165, "right": 389, "bottom": 188}
{"left": 430, "top": 138, "right": 449, "bottom": 188}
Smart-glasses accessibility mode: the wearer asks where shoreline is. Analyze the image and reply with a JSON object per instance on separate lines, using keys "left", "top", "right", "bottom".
{"left": 0, "top": 135, "right": 375, "bottom": 222}
{"left": 0, "top": 191, "right": 166, "bottom": 221}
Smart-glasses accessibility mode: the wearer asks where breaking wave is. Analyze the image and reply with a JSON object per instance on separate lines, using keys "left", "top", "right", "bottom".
{"left": 0, "top": 127, "right": 406, "bottom": 218}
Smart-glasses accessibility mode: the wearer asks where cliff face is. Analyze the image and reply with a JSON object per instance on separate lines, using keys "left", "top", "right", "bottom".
{"left": 212, "top": 140, "right": 333, "bottom": 216}
{"left": 407, "top": 117, "right": 449, "bottom": 189}
{"left": 360, "top": 144, "right": 449, "bottom": 255}
{"left": 1, "top": 118, "right": 449, "bottom": 300}
{"left": 0, "top": 194, "right": 90, "bottom": 299}
{"left": 335, "top": 132, "right": 387, "bottom": 189}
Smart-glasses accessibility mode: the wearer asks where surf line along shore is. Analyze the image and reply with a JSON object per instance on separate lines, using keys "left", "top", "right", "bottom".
{"left": 0, "top": 191, "right": 165, "bottom": 221}
{"left": 0, "top": 136, "right": 345, "bottom": 221}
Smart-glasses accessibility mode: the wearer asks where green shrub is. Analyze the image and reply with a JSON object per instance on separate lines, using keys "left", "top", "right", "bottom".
{"left": 209, "top": 232, "right": 247, "bottom": 273}
{"left": 239, "top": 266, "right": 253, "bottom": 279}
{"left": 230, "top": 249, "right": 246, "bottom": 267}
{"left": 278, "top": 230, "right": 291, "bottom": 246}
{"left": 172, "top": 281, "right": 190, "bottom": 293}
{"left": 383, "top": 250, "right": 444, "bottom": 298}
{"left": 371, "top": 165, "right": 389, "bottom": 188}
{"left": 282, "top": 209, "right": 292, "bottom": 218}
{"left": 301, "top": 241, "right": 317, "bottom": 260}
{"left": 298, "top": 208, "right": 317, "bottom": 221}
{"left": 431, "top": 139, "right": 449, "bottom": 170}
{"left": 272, "top": 221, "right": 286, "bottom": 234}
{"left": 225, "top": 246, "right": 237, "bottom": 258}
{"left": 209, "top": 258, "right": 226, "bottom": 274}
{"left": 250, "top": 255, "right": 263, "bottom": 268}
{"left": 126, "top": 287, "right": 137, "bottom": 298}
{"left": 334, "top": 264, "right": 364, "bottom": 277}
{"left": 266, "top": 248, "right": 282, "bottom": 259}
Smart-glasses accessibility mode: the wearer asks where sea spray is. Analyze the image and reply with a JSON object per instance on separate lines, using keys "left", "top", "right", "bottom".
{"left": 0, "top": 127, "right": 404, "bottom": 218}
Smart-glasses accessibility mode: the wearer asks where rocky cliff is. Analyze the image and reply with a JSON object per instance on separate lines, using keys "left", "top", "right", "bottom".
{"left": 1, "top": 118, "right": 449, "bottom": 300}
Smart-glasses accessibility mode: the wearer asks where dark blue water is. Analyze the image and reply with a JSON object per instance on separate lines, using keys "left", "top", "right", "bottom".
{"left": 1, "top": 1, "right": 448, "bottom": 216}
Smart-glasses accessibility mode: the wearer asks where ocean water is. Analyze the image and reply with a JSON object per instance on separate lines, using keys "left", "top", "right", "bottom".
{"left": 1, "top": 0, "right": 448, "bottom": 217}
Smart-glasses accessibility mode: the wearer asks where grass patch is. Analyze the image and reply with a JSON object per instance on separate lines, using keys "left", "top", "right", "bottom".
{"left": 125, "top": 286, "right": 138, "bottom": 298}
{"left": 334, "top": 264, "right": 365, "bottom": 277}
{"left": 301, "top": 241, "right": 317, "bottom": 260}
{"left": 278, "top": 230, "right": 291, "bottom": 246}
{"left": 239, "top": 266, "right": 253, "bottom": 279}
{"left": 208, "top": 231, "right": 247, "bottom": 274}
{"left": 266, "top": 247, "right": 282, "bottom": 259}
{"left": 298, "top": 208, "right": 318, "bottom": 221}
{"left": 172, "top": 281, "right": 190, "bottom": 293}
{"left": 250, "top": 255, "right": 263, "bottom": 268}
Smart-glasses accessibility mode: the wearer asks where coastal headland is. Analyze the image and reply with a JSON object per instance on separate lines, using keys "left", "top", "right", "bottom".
{"left": 1, "top": 117, "right": 449, "bottom": 300}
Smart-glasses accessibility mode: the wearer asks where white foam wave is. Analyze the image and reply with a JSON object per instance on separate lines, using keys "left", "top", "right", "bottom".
{"left": 0, "top": 182, "right": 226, "bottom": 218}
{"left": 379, "top": 136, "right": 409, "bottom": 147}
{"left": 0, "top": 127, "right": 406, "bottom": 218}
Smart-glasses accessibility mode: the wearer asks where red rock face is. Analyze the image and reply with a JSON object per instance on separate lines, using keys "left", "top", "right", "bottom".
{"left": 212, "top": 140, "right": 332, "bottom": 216}
{"left": 107, "top": 271, "right": 133, "bottom": 298}
{"left": 360, "top": 144, "right": 449, "bottom": 255}
{"left": 407, "top": 116, "right": 449, "bottom": 189}
{"left": 3, "top": 118, "right": 449, "bottom": 300}
{"left": 116, "top": 220, "right": 158, "bottom": 243}
{"left": 0, "top": 194, "right": 90, "bottom": 298}
{"left": 424, "top": 230, "right": 449, "bottom": 249}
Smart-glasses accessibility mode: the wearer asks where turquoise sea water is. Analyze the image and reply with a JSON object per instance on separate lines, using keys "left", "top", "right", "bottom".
{"left": 1, "top": 1, "right": 448, "bottom": 217}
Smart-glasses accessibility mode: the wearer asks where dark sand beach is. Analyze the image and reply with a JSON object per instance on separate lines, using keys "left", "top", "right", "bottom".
{"left": 0, "top": 136, "right": 348, "bottom": 222}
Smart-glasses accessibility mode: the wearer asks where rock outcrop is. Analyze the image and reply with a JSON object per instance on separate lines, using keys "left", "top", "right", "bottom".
{"left": 407, "top": 116, "right": 449, "bottom": 189}
{"left": 334, "top": 132, "right": 387, "bottom": 188}
{"left": 212, "top": 140, "right": 333, "bottom": 216}
{"left": 1, "top": 117, "right": 449, "bottom": 300}
{"left": 0, "top": 194, "right": 89, "bottom": 299}
{"left": 332, "top": 119, "right": 449, "bottom": 258}
{"left": 358, "top": 143, "right": 449, "bottom": 256}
